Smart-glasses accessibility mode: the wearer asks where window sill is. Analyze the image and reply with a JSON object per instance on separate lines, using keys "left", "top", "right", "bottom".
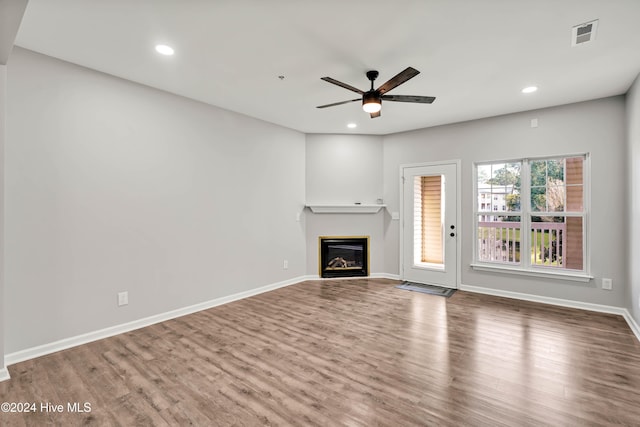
{"left": 470, "top": 263, "right": 593, "bottom": 283}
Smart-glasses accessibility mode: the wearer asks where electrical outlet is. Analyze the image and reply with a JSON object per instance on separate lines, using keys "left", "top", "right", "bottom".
{"left": 602, "top": 278, "right": 612, "bottom": 290}
{"left": 283, "top": 259, "right": 289, "bottom": 269}
{"left": 117, "top": 291, "right": 129, "bottom": 306}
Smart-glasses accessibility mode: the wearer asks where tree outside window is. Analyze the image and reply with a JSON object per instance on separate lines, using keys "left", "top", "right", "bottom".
{"left": 474, "top": 155, "right": 587, "bottom": 275}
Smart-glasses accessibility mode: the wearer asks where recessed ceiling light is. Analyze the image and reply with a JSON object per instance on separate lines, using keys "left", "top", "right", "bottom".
{"left": 155, "top": 44, "right": 175, "bottom": 56}
{"left": 522, "top": 86, "right": 538, "bottom": 94}
{"left": 347, "top": 123, "right": 357, "bottom": 129}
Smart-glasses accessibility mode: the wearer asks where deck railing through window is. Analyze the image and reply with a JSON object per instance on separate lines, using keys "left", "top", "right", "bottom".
{"left": 478, "top": 221, "right": 567, "bottom": 267}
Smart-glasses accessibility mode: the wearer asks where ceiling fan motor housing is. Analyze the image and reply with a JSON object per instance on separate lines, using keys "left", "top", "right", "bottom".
{"left": 362, "top": 90, "right": 381, "bottom": 112}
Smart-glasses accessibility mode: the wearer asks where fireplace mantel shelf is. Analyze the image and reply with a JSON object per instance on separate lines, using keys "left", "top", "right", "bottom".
{"left": 306, "top": 204, "right": 386, "bottom": 214}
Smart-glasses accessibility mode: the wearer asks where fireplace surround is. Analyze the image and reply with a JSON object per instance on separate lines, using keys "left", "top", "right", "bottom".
{"left": 318, "top": 236, "right": 369, "bottom": 278}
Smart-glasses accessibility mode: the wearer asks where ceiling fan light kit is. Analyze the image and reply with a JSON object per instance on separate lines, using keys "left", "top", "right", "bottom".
{"left": 317, "top": 67, "right": 435, "bottom": 118}
{"left": 362, "top": 92, "right": 382, "bottom": 113}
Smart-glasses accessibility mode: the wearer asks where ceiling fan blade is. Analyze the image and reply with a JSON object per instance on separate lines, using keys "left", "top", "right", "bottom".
{"left": 370, "top": 111, "right": 381, "bottom": 118}
{"left": 316, "top": 98, "right": 361, "bottom": 109}
{"left": 320, "top": 77, "right": 364, "bottom": 95}
{"left": 376, "top": 67, "right": 420, "bottom": 95}
{"left": 381, "top": 94, "right": 436, "bottom": 104}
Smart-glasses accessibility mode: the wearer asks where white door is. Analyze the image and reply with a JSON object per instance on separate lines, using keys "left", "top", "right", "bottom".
{"left": 401, "top": 162, "right": 459, "bottom": 288}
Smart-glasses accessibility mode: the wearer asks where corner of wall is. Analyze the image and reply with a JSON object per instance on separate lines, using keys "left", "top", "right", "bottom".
{"left": 626, "top": 72, "right": 640, "bottom": 327}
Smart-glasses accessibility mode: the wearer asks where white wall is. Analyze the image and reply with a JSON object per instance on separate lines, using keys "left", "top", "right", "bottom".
{"left": 627, "top": 73, "right": 640, "bottom": 325}
{"left": 0, "top": 64, "right": 6, "bottom": 372}
{"left": 5, "top": 48, "right": 306, "bottom": 353}
{"left": 383, "top": 97, "right": 627, "bottom": 306}
{"left": 305, "top": 134, "right": 387, "bottom": 276}
{"left": 0, "top": 0, "right": 28, "bottom": 379}
{"left": 3, "top": 47, "right": 634, "bottom": 361}
{"left": 305, "top": 213, "right": 386, "bottom": 277}
{"left": 306, "top": 134, "right": 383, "bottom": 205}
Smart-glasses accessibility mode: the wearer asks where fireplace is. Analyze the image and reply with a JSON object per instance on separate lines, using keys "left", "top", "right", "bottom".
{"left": 319, "top": 236, "right": 369, "bottom": 278}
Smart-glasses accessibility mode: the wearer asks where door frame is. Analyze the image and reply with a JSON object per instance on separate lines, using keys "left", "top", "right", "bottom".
{"left": 399, "top": 159, "right": 462, "bottom": 288}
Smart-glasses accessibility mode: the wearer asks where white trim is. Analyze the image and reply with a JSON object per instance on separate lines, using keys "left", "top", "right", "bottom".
{"left": 623, "top": 311, "right": 640, "bottom": 342}
{"left": 0, "top": 367, "right": 10, "bottom": 382}
{"left": 455, "top": 160, "right": 462, "bottom": 288}
{"left": 470, "top": 263, "right": 593, "bottom": 282}
{"left": 370, "top": 272, "right": 402, "bottom": 280}
{"left": 5, "top": 276, "right": 308, "bottom": 367}
{"left": 472, "top": 154, "right": 591, "bottom": 278}
{"left": 460, "top": 283, "right": 640, "bottom": 343}
{"left": 399, "top": 159, "right": 462, "bottom": 288}
{"left": 460, "top": 283, "right": 623, "bottom": 313}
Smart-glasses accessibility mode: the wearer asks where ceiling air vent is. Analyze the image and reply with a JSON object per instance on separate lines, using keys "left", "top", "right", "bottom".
{"left": 572, "top": 19, "right": 598, "bottom": 46}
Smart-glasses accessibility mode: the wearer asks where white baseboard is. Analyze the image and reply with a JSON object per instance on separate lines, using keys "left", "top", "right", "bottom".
{"left": 459, "top": 284, "right": 626, "bottom": 314}
{"left": 5, "top": 276, "right": 307, "bottom": 367}
{"left": 460, "top": 283, "right": 640, "bottom": 343}
{"left": 623, "top": 311, "right": 640, "bottom": 342}
{"left": 372, "top": 273, "right": 401, "bottom": 280}
{"left": 0, "top": 367, "right": 10, "bottom": 382}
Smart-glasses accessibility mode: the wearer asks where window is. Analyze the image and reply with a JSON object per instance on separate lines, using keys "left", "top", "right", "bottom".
{"left": 413, "top": 175, "right": 445, "bottom": 268}
{"left": 473, "top": 155, "right": 590, "bottom": 280}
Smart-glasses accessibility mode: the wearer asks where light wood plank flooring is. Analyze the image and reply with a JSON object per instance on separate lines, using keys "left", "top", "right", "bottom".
{"left": 1, "top": 278, "right": 640, "bottom": 426}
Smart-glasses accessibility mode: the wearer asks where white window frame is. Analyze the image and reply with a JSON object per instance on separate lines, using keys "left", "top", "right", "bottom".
{"left": 471, "top": 153, "right": 592, "bottom": 282}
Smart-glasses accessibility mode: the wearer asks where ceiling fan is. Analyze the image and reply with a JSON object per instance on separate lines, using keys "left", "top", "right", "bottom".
{"left": 316, "top": 67, "right": 435, "bottom": 118}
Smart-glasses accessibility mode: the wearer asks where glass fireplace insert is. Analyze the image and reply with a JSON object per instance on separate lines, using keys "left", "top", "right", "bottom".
{"left": 319, "top": 236, "right": 369, "bottom": 278}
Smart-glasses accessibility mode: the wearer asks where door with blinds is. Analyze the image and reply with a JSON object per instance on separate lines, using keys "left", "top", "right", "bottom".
{"left": 401, "top": 162, "right": 459, "bottom": 288}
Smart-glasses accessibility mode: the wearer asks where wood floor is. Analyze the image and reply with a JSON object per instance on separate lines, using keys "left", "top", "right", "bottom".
{"left": 2, "top": 278, "right": 640, "bottom": 426}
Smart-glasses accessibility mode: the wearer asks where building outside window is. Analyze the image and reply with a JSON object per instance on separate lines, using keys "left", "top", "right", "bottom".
{"left": 473, "top": 154, "right": 589, "bottom": 280}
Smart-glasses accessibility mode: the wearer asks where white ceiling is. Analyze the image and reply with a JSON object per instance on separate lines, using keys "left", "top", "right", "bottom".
{"left": 13, "top": 0, "right": 640, "bottom": 135}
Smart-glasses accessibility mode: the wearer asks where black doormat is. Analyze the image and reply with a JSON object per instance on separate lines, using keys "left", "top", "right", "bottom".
{"left": 395, "top": 282, "right": 457, "bottom": 297}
